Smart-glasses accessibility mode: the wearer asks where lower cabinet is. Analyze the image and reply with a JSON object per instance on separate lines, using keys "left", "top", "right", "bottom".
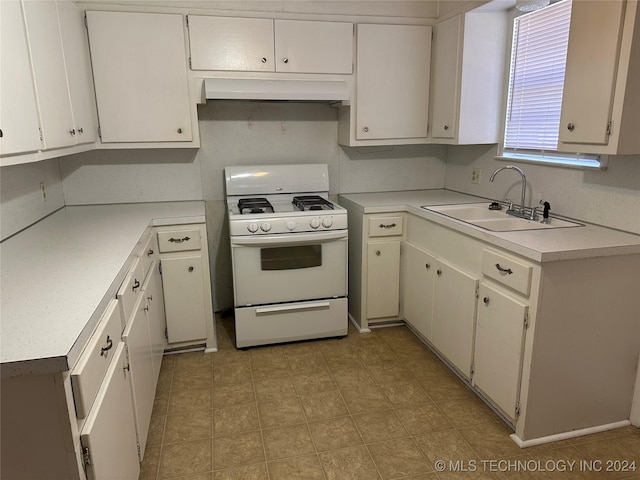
{"left": 473, "top": 282, "right": 528, "bottom": 422}
{"left": 401, "top": 243, "right": 436, "bottom": 341}
{"left": 366, "top": 240, "right": 401, "bottom": 320}
{"left": 145, "top": 260, "right": 166, "bottom": 382}
{"left": 80, "top": 343, "right": 140, "bottom": 480}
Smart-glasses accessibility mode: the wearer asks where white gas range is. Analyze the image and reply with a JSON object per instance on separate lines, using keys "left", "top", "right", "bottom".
{"left": 225, "top": 164, "right": 349, "bottom": 348}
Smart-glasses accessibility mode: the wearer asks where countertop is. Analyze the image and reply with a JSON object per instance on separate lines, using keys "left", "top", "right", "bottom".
{"left": 0, "top": 202, "right": 206, "bottom": 378}
{"left": 339, "top": 189, "right": 640, "bottom": 263}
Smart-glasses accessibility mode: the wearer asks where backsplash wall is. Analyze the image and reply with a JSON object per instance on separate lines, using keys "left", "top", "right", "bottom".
{"left": 445, "top": 145, "right": 640, "bottom": 235}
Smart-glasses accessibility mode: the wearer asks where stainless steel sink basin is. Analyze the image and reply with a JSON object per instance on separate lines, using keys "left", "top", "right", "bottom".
{"left": 422, "top": 203, "right": 583, "bottom": 232}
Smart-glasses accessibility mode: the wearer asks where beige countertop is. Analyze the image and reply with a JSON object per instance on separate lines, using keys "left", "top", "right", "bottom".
{"left": 339, "top": 189, "right": 640, "bottom": 263}
{"left": 0, "top": 202, "right": 205, "bottom": 378}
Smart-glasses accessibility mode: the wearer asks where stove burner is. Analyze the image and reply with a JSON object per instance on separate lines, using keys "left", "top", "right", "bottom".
{"left": 238, "top": 198, "right": 274, "bottom": 215}
{"left": 292, "top": 195, "right": 335, "bottom": 212}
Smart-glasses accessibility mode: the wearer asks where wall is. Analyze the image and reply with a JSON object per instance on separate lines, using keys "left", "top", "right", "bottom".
{"left": 0, "top": 159, "right": 65, "bottom": 240}
{"left": 445, "top": 144, "right": 640, "bottom": 234}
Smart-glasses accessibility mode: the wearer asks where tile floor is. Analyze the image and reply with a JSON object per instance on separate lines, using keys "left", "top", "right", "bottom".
{"left": 141, "top": 318, "right": 640, "bottom": 480}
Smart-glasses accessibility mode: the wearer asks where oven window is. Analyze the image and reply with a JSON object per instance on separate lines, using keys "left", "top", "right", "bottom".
{"left": 261, "top": 244, "right": 322, "bottom": 271}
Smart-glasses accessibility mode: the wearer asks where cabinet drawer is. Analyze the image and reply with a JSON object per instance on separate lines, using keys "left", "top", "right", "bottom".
{"left": 140, "top": 231, "right": 158, "bottom": 277}
{"left": 368, "top": 216, "right": 403, "bottom": 237}
{"left": 71, "top": 300, "right": 123, "bottom": 419}
{"left": 481, "top": 249, "right": 533, "bottom": 296}
{"left": 117, "top": 258, "right": 144, "bottom": 327}
{"left": 157, "top": 228, "right": 201, "bottom": 253}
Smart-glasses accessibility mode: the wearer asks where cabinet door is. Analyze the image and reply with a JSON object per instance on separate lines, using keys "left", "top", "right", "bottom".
{"left": 366, "top": 240, "right": 401, "bottom": 319}
{"left": 431, "top": 14, "right": 462, "bottom": 139}
{"left": 162, "top": 255, "right": 207, "bottom": 343}
{"left": 431, "top": 260, "right": 478, "bottom": 378}
{"left": 22, "top": 0, "right": 76, "bottom": 150}
{"left": 274, "top": 20, "right": 353, "bottom": 74}
{"left": 81, "top": 343, "right": 140, "bottom": 480}
{"left": 356, "top": 24, "right": 431, "bottom": 140}
{"left": 56, "top": 0, "right": 98, "bottom": 145}
{"left": 188, "top": 16, "right": 274, "bottom": 71}
{"left": 122, "top": 298, "right": 155, "bottom": 460}
{"left": 145, "top": 261, "right": 165, "bottom": 382}
{"left": 0, "top": 0, "right": 41, "bottom": 157}
{"left": 473, "top": 283, "right": 527, "bottom": 421}
{"left": 559, "top": 0, "right": 625, "bottom": 146}
{"left": 402, "top": 243, "right": 436, "bottom": 341}
{"left": 87, "top": 11, "right": 192, "bottom": 142}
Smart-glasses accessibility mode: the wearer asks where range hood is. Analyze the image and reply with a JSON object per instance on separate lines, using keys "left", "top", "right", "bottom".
{"left": 203, "top": 78, "right": 350, "bottom": 102}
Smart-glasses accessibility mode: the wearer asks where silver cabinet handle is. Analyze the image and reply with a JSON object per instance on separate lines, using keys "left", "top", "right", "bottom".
{"left": 177, "top": 128, "right": 183, "bottom": 134}
{"left": 100, "top": 336, "right": 113, "bottom": 356}
{"left": 363, "top": 126, "right": 369, "bottom": 133}
{"left": 70, "top": 129, "right": 76, "bottom": 136}
{"left": 169, "top": 236, "right": 190, "bottom": 243}
{"left": 78, "top": 127, "right": 84, "bottom": 134}
{"left": 282, "top": 57, "right": 289, "bottom": 63}
{"left": 495, "top": 263, "right": 513, "bottom": 275}
{"left": 132, "top": 279, "right": 140, "bottom": 291}
{"left": 379, "top": 223, "right": 397, "bottom": 229}
{"left": 261, "top": 57, "right": 267, "bottom": 63}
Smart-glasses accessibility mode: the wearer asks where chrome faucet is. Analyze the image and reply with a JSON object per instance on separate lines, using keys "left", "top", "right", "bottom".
{"left": 489, "top": 165, "right": 536, "bottom": 220}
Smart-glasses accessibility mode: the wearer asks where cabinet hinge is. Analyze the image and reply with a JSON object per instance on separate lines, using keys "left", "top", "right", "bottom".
{"left": 185, "top": 15, "right": 189, "bottom": 27}
{"left": 353, "top": 23, "right": 356, "bottom": 35}
{"left": 189, "top": 57, "right": 192, "bottom": 69}
{"left": 165, "top": 327, "right": 168, "bottom": 340}
{"left": 38, "top": 127, "right": 43, "bottom": 142}
{"left": 470, "top": 362, "right": 475, "bottom": 377}
{"left": 84, "top": 13, "right": 87, "bottom": 28}
{"left": 97, "top": 126, "right": 101, "bottom": 139}
{"left": 606, "top": 121, "right": 613, "bottom": 136}
{"left": 159, "top": 260, "right": 162, "bottom": 275}
{"left": 82, "top": 446, "right": 92, "bottom": 468}
{"left": 137, "top": 442, "right": 141, "bottom": 458}
{"left": 515, "top": 401, "right": 521, "bottom": 418}
{"left": 524, "top": 312, "right": 529, "bottom": 329}
{"left": 475, "top": 285, "right": 479, "bottom": 299}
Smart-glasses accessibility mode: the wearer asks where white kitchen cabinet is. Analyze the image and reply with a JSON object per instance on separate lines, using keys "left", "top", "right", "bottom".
{"left": 558, "top": 0, "right": 640, "bottom": 154}
{"left": 157, "top": 224, "right": 215, "bottom": 350}
{"left": 0, "top": 0, "right": 41, "bottom": 159}
{"left": 188, "top": 16, "right": 353, "bottom": 74}
{"left": 401, "top": 243, "right": 436, "bottom": 341}
{"left": 144, "top": 260, "right": 165, "bottom": 382}
{"left": 473, "top": 282, "right": 528, "bottom": 422}
{"left": 366, "top": 241, "right": 401, "bottom": 320}
{"left": 86, "top": 11, "right": 197, "bottom": 145}
{"left": 80, "top": 343, "right": 140, "bottom": 480}
{"left": 430, "top": 11, "right": 508, "bottom": 144}
{"left": 339, "top": 24, "right": 431, "bottom": 145}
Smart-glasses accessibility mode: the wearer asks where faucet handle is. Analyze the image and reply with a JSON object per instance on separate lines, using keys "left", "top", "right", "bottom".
{"left": 505, "top": 198, "right": 515, "bottom": 211}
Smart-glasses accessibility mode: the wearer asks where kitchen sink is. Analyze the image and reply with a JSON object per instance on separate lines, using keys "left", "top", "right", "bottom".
{"left": 422, "top": 203, "right": 583, "bottom": 232}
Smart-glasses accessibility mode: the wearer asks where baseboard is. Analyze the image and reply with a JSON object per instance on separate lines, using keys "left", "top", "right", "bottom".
{"left": 510, "top": 420, "right": 632, "bottom": 448}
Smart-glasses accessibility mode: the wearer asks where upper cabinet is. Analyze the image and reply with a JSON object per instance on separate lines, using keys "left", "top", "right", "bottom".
{"left": 558, "top": 0, "right": 640, "bottom": 155}
{"left": 0, "top": 0, "right": 41, "bottom": 159}
{"left": 188, "top": 16, "right": 353, "bottom": 74}
{"left": 22, "top": 0, "right": 97, "bottom": 150}
{"left": 430, "top": 11, "right": 508, "bottom": 145}
{"left": 338, "top": 24, "right": 432, "bottom": 146}
{"left": 86, "top": 11, "right": 198, "bottom": 146}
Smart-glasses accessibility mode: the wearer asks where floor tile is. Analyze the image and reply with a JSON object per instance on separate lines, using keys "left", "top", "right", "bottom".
{"left": 352, "top": 410, "right": 408, "bottom": 444}
{"left": 212, "top": 463, "right": 268, "bottom": 480}
{"left": 415, "top": 371, "right": 473, "bottom": 402}
{"left": 318, "top": 445, "right": 382, "bottom": 480}
{"left": 378, "top": 379, "right": 431, "bottom": 407}
{"left": 172, "top": 366, "right": 214, "bottom": 389}
{"left": 212, "top": 431, "right": 264, "bottom": 471}
{"left": 153, "top": 393, "right": 170, "bottom": 417}
{"left": 438, "top": 395, "right": 500, "bottom": 428}
{"left": 168, "top": 387, "right": 212, "bottom": 415}
{"left": 395, "top": 402, "right": 453, "bottom": 435}
{"left": 250, "top": 356, "right": 291, "bottom": 380}
{"left": 139, "top": 445, "right": 161, "bottom": 480}
{"left": 414, "top": 429, "right": 479, "bottom": 464}
{"left": 323, "top": 351, "right": 362, "bottom": 371}
{"left": 147, "top": 414, "right": 166, "bottom": 447}
{"left": 287, "top": 352, "right": 328, "bottom": 375}
{"left": 331, "top": 366, "right": 376, "bottom": 390}
{"left": 308, "top": 416, "right": 363, "bottom": 452}
{"left": 257, "top": 397, "right": 306, "bottom": 429}
{"left": 268, "top": 454, "right": 325, "bottom": 480}
{"left": 213, "top": 402, "right": 259, "bottom": 437}
{"left": 459, "top": 420, "right": 524, "bottom": 460}
{"left": 165, "top": 409, "right": 212, "bottom": 444}
{"left": 366, "top": 362, "right": 413, "bottom": 384}
{"left": 262, "top": 424, "right": 316, "bottom": 461}
{"left": 212, "top": 382, "right": 255, "bottom": 408}
{"left": 367, "top": 437, "right": 432, "bottom": 479}
{"left": 340, "top": 384, "right": 392, "bottom": 414}
{"left": 292, "top": 370, "right": 337, "bottom": 395}
{"left": 254, "top": 377, "right": 297, "bottom": 402}
{"left": 159, "top": 438, "right": 212, "bottom": 478}
{"left": 213, "top": 361, "right": 252, "bottom": 385}
{"left": 300, "top": 390, "right": 349, "bottom": 421}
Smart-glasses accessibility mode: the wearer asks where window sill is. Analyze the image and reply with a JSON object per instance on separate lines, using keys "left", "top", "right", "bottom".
{"left": 495, "top": 153, "right": 607, "bottom": 171}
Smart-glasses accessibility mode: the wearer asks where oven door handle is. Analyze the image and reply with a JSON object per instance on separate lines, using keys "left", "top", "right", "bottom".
{"left": 231, "top": 230, "right": 347, "bottom": 246}
{"left": 256, "top": 301, "right": 331, "bottom": 315}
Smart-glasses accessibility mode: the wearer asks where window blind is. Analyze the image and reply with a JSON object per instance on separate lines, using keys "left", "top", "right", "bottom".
{"left": 504, "top": 0, "right": 572, "bottom": 152}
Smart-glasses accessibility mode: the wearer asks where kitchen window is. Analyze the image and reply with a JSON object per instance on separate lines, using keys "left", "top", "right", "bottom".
{"left": 501, "top": 0, "right": 604, "bottom": 168}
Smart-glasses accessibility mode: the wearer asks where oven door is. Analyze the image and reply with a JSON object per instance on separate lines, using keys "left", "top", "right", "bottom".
{"left": 231, "top": 230, "right": 347, "bottom": 307}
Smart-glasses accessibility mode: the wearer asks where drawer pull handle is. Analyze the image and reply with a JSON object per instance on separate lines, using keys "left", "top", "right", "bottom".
{"left": 188, "top": 266, "right": 194, "bottom": 272}
{"left": 169, "top": 236, "right": 191, "bottom": 243}
{"left": 147, "top": 294, "right": 153, "bottom": 301}
{"left": 437, "top": 269, "right": 442, "bottom": 276}
{"left": 483, "top": 296, "right": 490, "bottom": 305}
{"left": 495, "top": 263, "right": 513, "bottom": 275}
{"left": 132, "top": 279, "right": 140, "bottom": 291}
{"left": 124, "top": 363, "right": 130, "bottom": 372}
{"left": 100, "top": 336, "right": 113, "bottom": 356}
{"left": 425, "top": 263, "right": 430, "bottom": 269}
{"left": 378, "top": 223, "right": 397, "bottom": 229}
{"left": 147, "top": 249, "right": 154, "bottom": 256}
{"left": 375, "top": 250, "right": 381, "bottom": 256}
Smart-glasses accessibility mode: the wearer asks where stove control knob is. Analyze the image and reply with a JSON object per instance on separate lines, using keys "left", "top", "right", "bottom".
{"left": 260, "top": 222, "right": 271, "bottom": 232}
{"left": 247, "top": 223, "right": 259, "bottom": 233}
{"left": 310, "top": 218, "right": 321, "bottom": 229}
{"left": 286, "top": 221, "right": 296, "bottom": 231}
{"left": 322, "top": 217, "right": 333, "bottom": 228}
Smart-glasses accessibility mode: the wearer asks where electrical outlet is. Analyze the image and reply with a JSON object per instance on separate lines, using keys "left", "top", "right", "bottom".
{"left": 471, "top": 168, "right": 481, "bottom": 184}
{"left": 40, "top": 182, "right": 46, "bottom": 202}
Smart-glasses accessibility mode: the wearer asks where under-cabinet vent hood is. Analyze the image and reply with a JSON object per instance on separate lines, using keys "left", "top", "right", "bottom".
{"left": 203, "top": 78, "right": 350, "bottom": 102}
